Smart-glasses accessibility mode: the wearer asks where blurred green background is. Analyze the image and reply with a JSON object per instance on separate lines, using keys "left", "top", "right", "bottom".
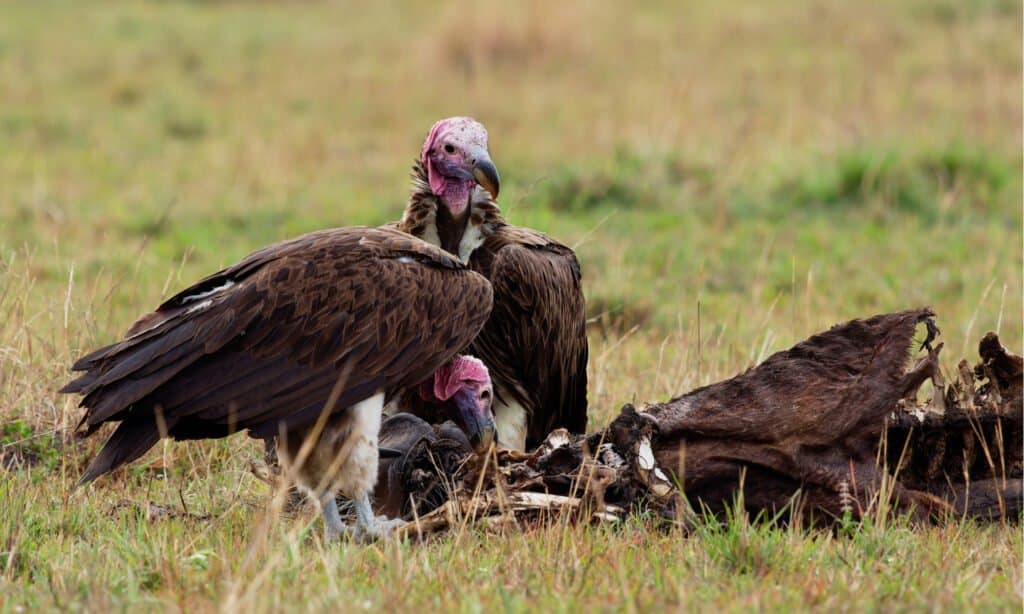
{"left": 1, "top": 0, "right": 1021, "bottom": 412}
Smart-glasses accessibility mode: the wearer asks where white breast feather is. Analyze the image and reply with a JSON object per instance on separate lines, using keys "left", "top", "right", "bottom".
{"left": 458, "top": 223, "right": 485, "bottom": 263}
{"left": 493, "top": 396, "right": 528, "bottom": 451}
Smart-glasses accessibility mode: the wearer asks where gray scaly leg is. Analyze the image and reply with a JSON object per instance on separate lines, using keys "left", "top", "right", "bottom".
{"left": 353, "top": 493, "right": 406, "bottom": 541}
{"left": 320, "top": 492, "right": 347, "bottom": 540}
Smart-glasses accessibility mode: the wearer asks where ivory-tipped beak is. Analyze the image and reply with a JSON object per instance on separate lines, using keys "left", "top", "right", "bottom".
{"left": 470, "top": 422, "right": 497, "bottom": 455}
{"left": 452, "top": 387, "right": 498, "bottom": 454}
{"left": 472, "top": 158, "right": 500, "bottom": 200}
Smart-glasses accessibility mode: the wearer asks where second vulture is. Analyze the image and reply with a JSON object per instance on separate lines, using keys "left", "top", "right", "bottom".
{"left": 394, "top": 117, "right": 589, "bottom": 451}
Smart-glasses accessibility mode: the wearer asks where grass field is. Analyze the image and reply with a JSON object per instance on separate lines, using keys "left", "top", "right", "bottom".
{"left": 1, "top": 0, "right": 1022, "bottom": 610}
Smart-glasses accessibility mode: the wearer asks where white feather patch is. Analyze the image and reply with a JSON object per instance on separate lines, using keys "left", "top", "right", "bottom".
{"left": 184, "top": 299, "right": 213, "bottom": 314}
{"left": 332, "top": 393, "right": 384, "bottom": 499}
{"left": 493, "top": 396, "right": 527, "bottom": 451}
{"left": 180, "top": 280, "right": 235, "bottom": 304}
{"left": 457, "top": 222, "right": 485, "bottom": 263}
{"left": 419, "top": 209, "right": 441, "bottom": 248}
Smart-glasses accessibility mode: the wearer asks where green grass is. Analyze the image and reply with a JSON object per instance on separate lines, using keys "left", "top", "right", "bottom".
{"left": 1, "top": 0, "right": 1021, "bottom": 610}
{"left": 2, "top": 467, "right": 1020, "bottom": 611}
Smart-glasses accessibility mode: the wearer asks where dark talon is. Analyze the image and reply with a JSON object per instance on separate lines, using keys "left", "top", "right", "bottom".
{"left": 919, "top": 318, "right": 941, "bottom": 352}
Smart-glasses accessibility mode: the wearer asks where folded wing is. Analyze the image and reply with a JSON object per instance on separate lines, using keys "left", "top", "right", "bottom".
{"left": 63, "top": 226, "right": 493, "bottom": 483}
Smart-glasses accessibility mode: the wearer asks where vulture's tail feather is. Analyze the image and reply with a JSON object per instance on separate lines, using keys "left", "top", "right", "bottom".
{"left": 77, "top": 418, "right": 168, "bottom": 485}
{"left": 59, "top": 372, "right": 97, "bottom": 394}
{"left": 63, "top": 315, "right": 231, "bottom": 427}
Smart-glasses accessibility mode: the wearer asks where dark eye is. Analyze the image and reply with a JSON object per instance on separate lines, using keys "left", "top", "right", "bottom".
{"left": 479, "top": 389, "right": 491, "bottom": 401}
{"left": 443, "top": 143, "right": 456, "bottom": 154}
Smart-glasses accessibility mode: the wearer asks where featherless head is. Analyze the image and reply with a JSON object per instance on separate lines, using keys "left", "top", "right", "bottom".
{"left": 421, "top": 355, "right": 496, "bottom": 453}
{"left": 431, "top": 354, "right": 490, "bottom": 401}
{"left": 421, "top": 117, "right": 488, "bottom": 166}
{"left": 420, "top": 117, "right": 500, "bottom": 215}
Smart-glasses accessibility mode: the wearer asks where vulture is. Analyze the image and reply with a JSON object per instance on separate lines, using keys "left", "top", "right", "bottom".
{"left": 62, "top": 226, "right": 497, "bottom": 540}
{"left": 393, "top": 117, "right": 588, "bottom": 451}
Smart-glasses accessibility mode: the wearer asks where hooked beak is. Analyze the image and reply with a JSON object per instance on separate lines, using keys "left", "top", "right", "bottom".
{"left": 452, "top": 387, "right": 497, "bottom": 454}
{"left": 471, "top": 156, "right": 500, "bottom": 200}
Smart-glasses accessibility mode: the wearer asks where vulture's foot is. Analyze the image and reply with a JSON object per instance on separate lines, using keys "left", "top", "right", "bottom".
{"left": 354, "top": 516, "right": 407, "bottom": 542}
{"left": 318, "top": 493, "right": 405, "bottom": 542}
{"left": 352, "top": 494, "right": 406, "bottom": 542}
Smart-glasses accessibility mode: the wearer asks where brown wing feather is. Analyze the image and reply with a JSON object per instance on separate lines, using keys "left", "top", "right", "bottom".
{"left": 468, "top": 226, "right": 588, "bottom": 448}
{"left": 65, "top": 226, "right": 493, "bottom": 482}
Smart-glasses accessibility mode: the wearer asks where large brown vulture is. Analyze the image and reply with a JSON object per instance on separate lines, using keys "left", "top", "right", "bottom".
{"left": 62, "top": 226, "right": 496, "bottom": 540}
{"left": 393, "top": 117, "right": 588, "bottom": 450}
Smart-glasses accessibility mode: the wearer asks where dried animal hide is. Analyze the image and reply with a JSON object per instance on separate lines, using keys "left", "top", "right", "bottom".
{"left": 642, "top": 310, "right": 1021, "bottom": 524}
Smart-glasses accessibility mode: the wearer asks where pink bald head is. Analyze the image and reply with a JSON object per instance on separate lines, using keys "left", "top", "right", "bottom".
{"left": 420, "top": 117, "right": 500, "bottom": 215}
{"left": 427, "top": 355, "right": 491, "bottom": 401}
{"left": 418, "top": 355, "right": 496, "bottom": 452}
{"left": 421, "top": 117, "right": 489, "bottom": 166}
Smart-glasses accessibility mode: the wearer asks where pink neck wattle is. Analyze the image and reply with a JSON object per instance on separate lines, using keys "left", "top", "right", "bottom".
{"left": 427, "top": 158, "right": 472, "bottom": 216}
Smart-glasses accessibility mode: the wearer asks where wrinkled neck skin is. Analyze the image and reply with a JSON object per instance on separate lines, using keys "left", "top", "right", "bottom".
{"left": 398, "top": 161, "right": 504, "bottom": 263}
{"left": 426, "top": 158, "right": 474, "bottom": 218}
